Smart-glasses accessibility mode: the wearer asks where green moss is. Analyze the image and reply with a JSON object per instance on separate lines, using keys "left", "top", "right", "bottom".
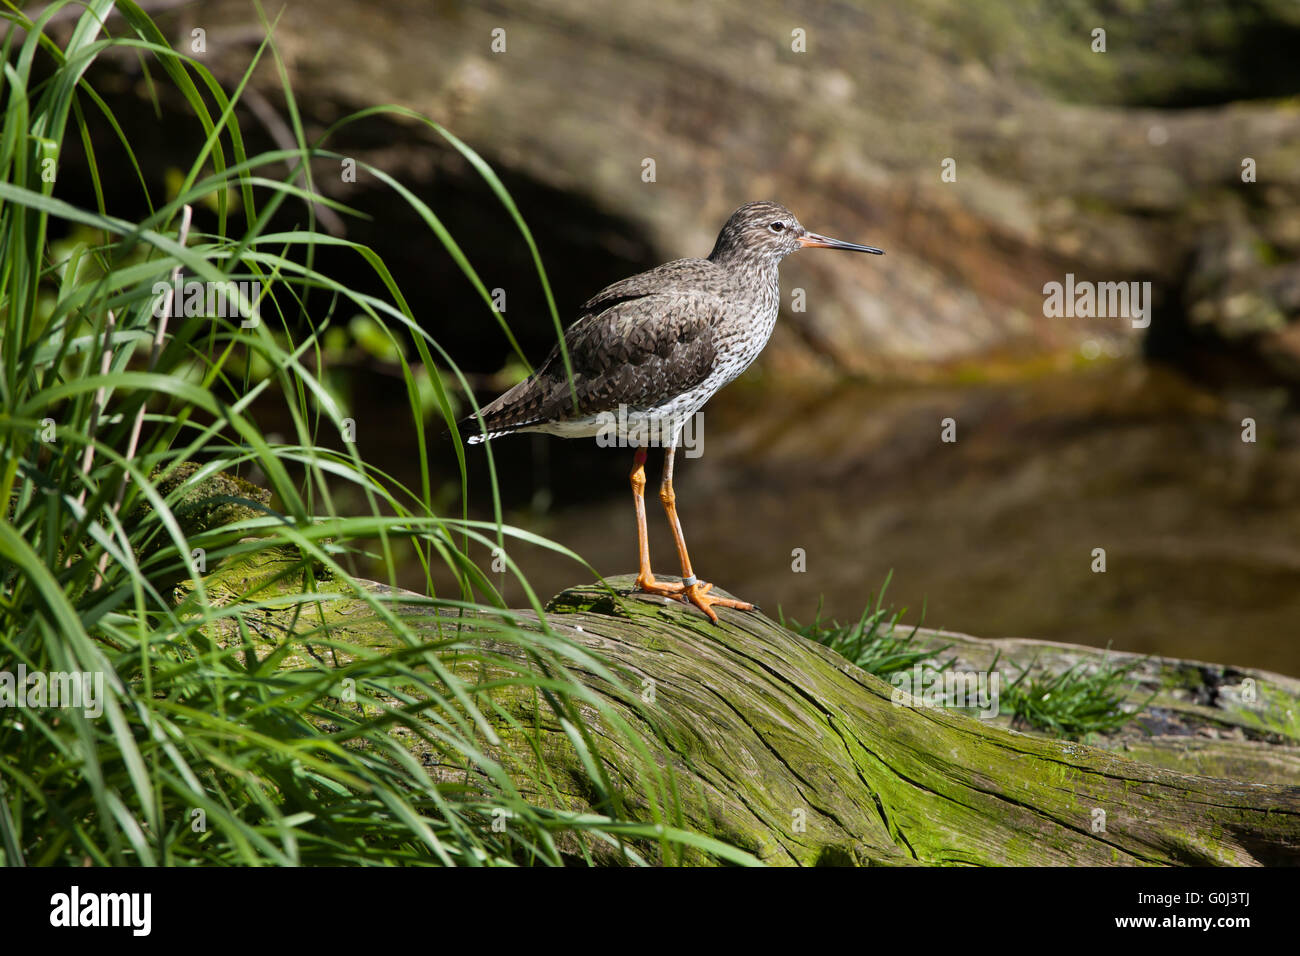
{"left": 146, "top": 461, "right": 273, "bottom": 537}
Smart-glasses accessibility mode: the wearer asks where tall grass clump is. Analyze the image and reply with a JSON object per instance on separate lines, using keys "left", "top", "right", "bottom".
{"left": 0, "top": 0, "right": 752, "bottom": 866}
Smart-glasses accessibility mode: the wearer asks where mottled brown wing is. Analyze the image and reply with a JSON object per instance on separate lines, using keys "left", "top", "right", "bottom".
{"left": 563, "top": 291, "right": 720, "bottom": 411}
{"left": 463, "top": 290, "right": 720, "bottom": 438}
{"left": 578, "top": 257, "right": 730, "bottom": 316}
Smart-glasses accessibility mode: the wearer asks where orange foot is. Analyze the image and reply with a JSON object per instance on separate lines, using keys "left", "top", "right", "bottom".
{"left": 634, "top": 574, "right": 754, "bottom": 624}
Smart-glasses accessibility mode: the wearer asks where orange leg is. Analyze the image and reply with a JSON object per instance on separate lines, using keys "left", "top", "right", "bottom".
{"left": 655, "top": 444, "right": 753, "bottom": 624}
{"left": 631, "top": 447, "right": 685, "bottom": 596}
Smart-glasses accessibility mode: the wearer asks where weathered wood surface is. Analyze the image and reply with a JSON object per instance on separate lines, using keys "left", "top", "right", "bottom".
{"left": 902, "top": 626, "right": 1300, "bottom": 783}
{"left": 185, "top": 551, "right": 1300, "bottom": 866}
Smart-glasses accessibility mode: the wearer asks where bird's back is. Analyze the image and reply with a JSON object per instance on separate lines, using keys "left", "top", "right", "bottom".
{"left": 460, "top": 256, "right": 772, "bottom": 442}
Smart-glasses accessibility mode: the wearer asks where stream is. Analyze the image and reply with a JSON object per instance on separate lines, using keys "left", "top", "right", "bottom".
{"left": 349, "top": 361, "right": 1300, "bottom": 675}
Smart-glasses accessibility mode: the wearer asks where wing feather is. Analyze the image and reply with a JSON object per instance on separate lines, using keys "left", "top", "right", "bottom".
{"left": 459, "top": 258, "right": 736, "bottom": 440}
{"left": 462, "top": 290, "right": 722, "bottom": 438}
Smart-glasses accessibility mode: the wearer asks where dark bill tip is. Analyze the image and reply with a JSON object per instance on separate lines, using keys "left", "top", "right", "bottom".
{"left": 799, "top": 232, "right": 885, "bottom": 254}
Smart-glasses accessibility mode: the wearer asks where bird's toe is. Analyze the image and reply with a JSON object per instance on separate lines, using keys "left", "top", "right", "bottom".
{"left": 682, "top": 581, "right": 753, "bottom": 620}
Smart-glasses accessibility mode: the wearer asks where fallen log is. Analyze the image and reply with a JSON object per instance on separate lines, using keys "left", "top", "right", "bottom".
{"left": 181, "top": 547, "right": 1300, "bottom": 866}
{"left": 898, "top": 625, "right": 1300, "bottom": 785}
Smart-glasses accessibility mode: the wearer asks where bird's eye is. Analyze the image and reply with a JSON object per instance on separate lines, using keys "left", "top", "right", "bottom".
{"left": 768, "top": 221, "right": 786, "bottom": 233}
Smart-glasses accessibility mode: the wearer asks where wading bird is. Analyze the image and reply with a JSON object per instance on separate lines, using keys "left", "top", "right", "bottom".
{"left": 460, "top": 200, "right": 883, "bottom": 621}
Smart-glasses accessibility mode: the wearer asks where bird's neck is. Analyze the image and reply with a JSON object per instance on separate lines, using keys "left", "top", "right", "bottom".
{"left": 709, "top": 254, "right": 781, "bottom": 335}
{"left": 711, "top": 250, "right": 781, "bottom": 295}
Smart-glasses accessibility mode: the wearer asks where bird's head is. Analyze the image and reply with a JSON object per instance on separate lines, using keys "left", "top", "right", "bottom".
{"left": 708, "top": 200, "right": 884, "bottom": 267}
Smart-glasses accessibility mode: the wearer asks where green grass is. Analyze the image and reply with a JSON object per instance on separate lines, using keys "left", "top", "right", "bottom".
{"left": 787, "top": 575, "right": 1145, "bottom": 740}
{"left": 782, "top": 572, "right": 952, "bottom": 680}
{"left": 999, "top": 652, "right": 1150, "bottom": 740}
{"left": 0, "top": 0, "right": 753, "bottom": 866}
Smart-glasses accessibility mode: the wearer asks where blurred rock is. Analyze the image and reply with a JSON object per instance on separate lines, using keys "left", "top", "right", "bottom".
{"left": 78, "top": 0, "right": 1300, "bottom": 384}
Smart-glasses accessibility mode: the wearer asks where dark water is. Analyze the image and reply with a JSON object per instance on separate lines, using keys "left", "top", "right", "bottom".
{"left": 355, "top": 362, "right": 1300, "bottom": 676}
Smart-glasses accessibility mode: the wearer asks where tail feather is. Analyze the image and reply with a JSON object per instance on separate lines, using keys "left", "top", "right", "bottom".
{"left": 459, "top": 420, "right": 518, "bottom": 444}
{"left": 449, "top": 360, "right": 565, "bottom": 443}
{"left": 454, "top": 376, "right": 554, "bottom": 443}
{"left": 455, "top": 411, "right": 545, "bottom": 444}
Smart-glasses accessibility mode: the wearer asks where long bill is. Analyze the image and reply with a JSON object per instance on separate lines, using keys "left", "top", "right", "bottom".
{"left": 798, "top": 232, "right": 884, "bottom": 254}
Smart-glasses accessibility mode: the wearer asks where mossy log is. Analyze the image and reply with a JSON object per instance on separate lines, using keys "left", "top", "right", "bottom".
{"left": 900, "top": 626, "right": 1300, "bottom": 784}
{"left": 184, "top": 549, "right": 1300, "bottom": 866}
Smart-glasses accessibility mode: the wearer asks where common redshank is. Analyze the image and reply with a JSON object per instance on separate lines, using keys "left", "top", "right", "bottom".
{"left": 460, "top": 200, "right": 883, "bottom": 621}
